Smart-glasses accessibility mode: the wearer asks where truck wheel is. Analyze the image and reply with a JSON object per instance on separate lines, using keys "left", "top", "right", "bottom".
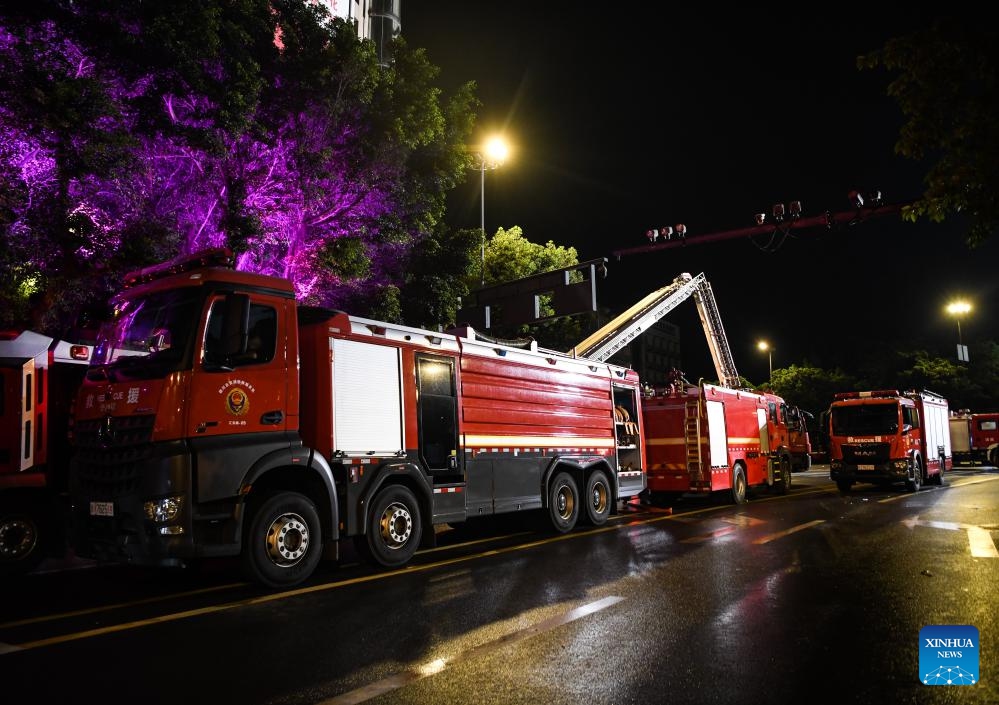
{"left": 241, "top": 491, "right": 322, "bottom": 589}
{"left": 775, "top": 458, "right": 791, "bottom": 495}
{"left": 583, "top": 469, "right": 611, "bottom": 525}
{"left": 358, "top": 484, "right": 422, "bottom": 569}
{"left": 990, "top": 448, "right": 999, "bottom": 468}
{"left": 905, "top": 457, "right": 923, "bottom": 493}
{"left": 548, "top": 471, "right": 579, "bottom": 533}
{"left": 0, "top": 499, "right": 47, "bottom": 577}
{"left": 931, "top": 455, "right": 946, "bottom": 486}
{"left": 731, "top": 464, "right": 748, "bottom": 504}
{"left": 836, "top": 480, "right": 853, "bottom": 493}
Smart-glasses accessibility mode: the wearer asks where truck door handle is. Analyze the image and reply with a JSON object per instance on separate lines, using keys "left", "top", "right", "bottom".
{"left": 260, "top": 410, "right": 284, "bottom": 425}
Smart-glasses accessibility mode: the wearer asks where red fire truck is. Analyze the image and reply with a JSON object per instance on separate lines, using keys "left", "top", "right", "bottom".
{"left": 828, "top": 389, "right": 951, "bottom": 492}
{"left": 68, "top": 250, "right": 647, "bottom": 588}
{"left": 783, "top": 404, "right": 813, "bottom": 472}
{"left": 949, "top": 410, "right": 999, "bottom": 467}
{"left": 1, "top": 330, "right": 92, "bottom": 575}
{"left": 642, "top": 383, "right": 792, "bottom": 504}
{"left": 570, "top": 272, "right": 801, "bottom": 504}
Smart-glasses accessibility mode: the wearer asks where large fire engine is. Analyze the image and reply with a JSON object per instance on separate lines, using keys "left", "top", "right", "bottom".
{"left": 1, "top": 330, "right": 92, "bottom": 574}
{"left": 570, "top": 272, "right": 804, "bottom": 504}
{"left": 828, "top": 389, "right": 951, "bottom": 492}
{"left": 949, "top": 410, "right": 999, "bottom": 467}
{"left": 68, "top": 250, "right": 647, "bottom": 588}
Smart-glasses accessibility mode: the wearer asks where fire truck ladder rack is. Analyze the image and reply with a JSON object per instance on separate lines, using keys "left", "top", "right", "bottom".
{"left": 685, "top": 398, "right": 704, "bottom": 481}
{"left": 569, "top": 272, "right": 741, "bottom": 389}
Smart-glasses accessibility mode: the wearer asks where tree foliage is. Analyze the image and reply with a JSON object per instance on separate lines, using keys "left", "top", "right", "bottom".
{"left": 766, "top": 364, "right": 858, "bottom": 418}
{"left": 860, "top": 19, "right": 999, "bottom": 245}
{"left": 0, "top": 1, "right": 477, "bottom": 336}
{"left": 478, "top": 226, "right": 584, "bottom": 350}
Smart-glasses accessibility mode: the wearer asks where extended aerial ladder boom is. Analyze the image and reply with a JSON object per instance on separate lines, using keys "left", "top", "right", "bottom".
{"left": 691, "top": 278, "right": 741, "bottom": 389}
{"left": 569, "top": 272, "right": 741, "bottom": 388}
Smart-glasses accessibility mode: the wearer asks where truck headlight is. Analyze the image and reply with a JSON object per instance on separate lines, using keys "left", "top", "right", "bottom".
{"left": 144, "top": 496, "right": 183, "bottom": 523}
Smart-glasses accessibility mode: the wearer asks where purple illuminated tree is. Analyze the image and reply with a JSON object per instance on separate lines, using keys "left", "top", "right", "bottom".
{"left": 0, "top": 1, "right": 478, "bottom": 334}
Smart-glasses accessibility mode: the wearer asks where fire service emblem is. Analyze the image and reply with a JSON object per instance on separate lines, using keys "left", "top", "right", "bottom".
{"left": 225, "top": 387, "right": 250, "bottom": 416}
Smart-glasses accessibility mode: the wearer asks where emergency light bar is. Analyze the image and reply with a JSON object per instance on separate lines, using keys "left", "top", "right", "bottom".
{"left": 123, "top": 248, "right": 235, "bottom": 288}
{"left": 832, "top": 390, "right": 901, "bottom": 400}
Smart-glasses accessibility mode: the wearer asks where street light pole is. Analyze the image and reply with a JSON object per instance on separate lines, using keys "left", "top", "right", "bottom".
{"left": 475, "top": 136, "right": 509, "bottom": 287}
{"left": 757, "top": 340, "right": 773, "bottom": 381}
{"left": 946, "top": 299, "right": 972, "bottom": 362}
{"left": 480, "top": 159, "right": 486, "bottom": 286}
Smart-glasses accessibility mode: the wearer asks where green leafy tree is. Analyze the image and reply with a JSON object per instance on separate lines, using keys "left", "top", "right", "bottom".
{"left": 399, "top": 225, "right": 480, "bottom": 328}
{"left": 477, "top": 226, "right": 584, "bottom": 350}
{"left": 860, "top": 19, "right": 999, "bottom": 245}
{"left": 768, "top": 364, "right": 859, "bottom": 418}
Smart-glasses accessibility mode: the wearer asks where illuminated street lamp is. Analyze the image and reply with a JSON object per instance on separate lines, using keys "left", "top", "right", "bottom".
{"left": 946, "top": 299, "right": 972, "bottom": 361}
{"left": 475, "top": 135, "right": 510, "bottom": 286}
{"left": 757, "top": 340, "right": 773, "bottom": 380}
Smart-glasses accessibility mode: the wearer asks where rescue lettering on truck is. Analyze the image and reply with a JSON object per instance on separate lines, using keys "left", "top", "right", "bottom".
{"left": 69, "top": 249, "right": 646, "bottom": 588}
{"left": 828, "top": 389, "right": 951, "bottom": 493}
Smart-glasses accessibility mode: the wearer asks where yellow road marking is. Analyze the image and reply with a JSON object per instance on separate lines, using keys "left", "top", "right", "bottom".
{"left": 753, "top": 520, "right": 826, "bottom": 544}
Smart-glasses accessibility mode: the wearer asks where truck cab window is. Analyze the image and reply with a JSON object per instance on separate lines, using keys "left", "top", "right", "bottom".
{"left": 204, "top": 301, "right": 276, "bottom": 366}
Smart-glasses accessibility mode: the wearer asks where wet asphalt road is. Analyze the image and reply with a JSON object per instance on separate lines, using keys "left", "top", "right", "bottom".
{"left": 3, "top": 465, "right": 998, "bottom": 705}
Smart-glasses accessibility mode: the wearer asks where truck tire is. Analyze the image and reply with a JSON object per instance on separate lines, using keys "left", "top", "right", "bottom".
{"left": 582, "top": 469, "right": 612, "bottom": 525}
{"left": 905, "top": 457, "right": 923, "bottom": 493}
{"left": 731, "top": 463, "right": 748, "bottom": 504}
{"left": 0, "top": 498, "right": 48, "bottom": 577}
{"left": 548, "top": 471, "right": 580, "bottom": 533}
{"left": 241, "top": 491, "right": 323, "bottom": 589}
{"left": 357, "top": 484, "right": 422, "bottom": 569}
{"left": 836, "top": 480, "right": 853, "bottom": 493}
{"left": 990, "top": 448, "right": 999, "bottom": 468}
{"left": 775, "top": 457, "right": 791, "bottom": 495}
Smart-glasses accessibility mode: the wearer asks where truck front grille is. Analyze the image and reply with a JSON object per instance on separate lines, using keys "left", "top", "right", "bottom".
{"left": 842, "top": 442, "right": 891, "bottom": 465}
{"left": 73, "top": 414, "right": 156, "bottom": 494}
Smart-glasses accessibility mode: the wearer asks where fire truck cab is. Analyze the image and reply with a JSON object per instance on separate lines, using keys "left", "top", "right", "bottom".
{"left": 828, "top": 389, "right": 951, "bottom": 492}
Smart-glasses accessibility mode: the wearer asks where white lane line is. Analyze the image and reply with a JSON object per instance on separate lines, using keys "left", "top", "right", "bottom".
{"left": 902, "top": 516, "right": 999, "bottom": 558}
{"left": 968, "top": 527, "right": 999, "bottom": 558}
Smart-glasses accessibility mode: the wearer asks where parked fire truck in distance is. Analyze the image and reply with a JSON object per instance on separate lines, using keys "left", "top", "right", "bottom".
{"left": 1, "top": 330, "right": 92, "bottom": 575}
{"left": 783, "top": 404, "right": 812, "bottom": 472}
{"left": 643, "top": 382, "right": 793, "bottom": 505}
{"left": 68, "top": 249, "right": 647, "bottom": 589}
{"left": 569, "top": 272, "right": 807, "bottom": 504}
{"left": 828, "top": 389, "right": 951, "bottom": 493}
{"left": 949, "top": 411, "right": 999, "bottom": 467}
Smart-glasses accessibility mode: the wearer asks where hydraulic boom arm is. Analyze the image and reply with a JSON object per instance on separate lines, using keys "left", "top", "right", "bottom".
{"left": 570, "top": 272, "right": 741, "bottom": 388}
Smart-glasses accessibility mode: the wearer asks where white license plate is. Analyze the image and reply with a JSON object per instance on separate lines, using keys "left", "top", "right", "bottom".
{"left": 90, "top": 501, "right": 114, "bottom": 517}
{"left": 857, "top": 464, "right": 875, "bottom": 471}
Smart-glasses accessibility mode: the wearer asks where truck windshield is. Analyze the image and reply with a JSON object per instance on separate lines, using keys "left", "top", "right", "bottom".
{"left": 830, "top": 402, "right": 900, "bottom": 436}
{"left": 91, "top": 289, "right": 201, "bottom": 377}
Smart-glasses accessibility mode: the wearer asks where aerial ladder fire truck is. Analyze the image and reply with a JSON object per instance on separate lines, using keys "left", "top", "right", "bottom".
{"left": 571, "top": 272, "right": 806, "bottom": 504}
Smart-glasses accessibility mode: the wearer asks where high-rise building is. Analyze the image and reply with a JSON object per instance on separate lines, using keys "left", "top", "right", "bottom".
{"left": 316, "top": 0, "right": 402, "bottom": 66}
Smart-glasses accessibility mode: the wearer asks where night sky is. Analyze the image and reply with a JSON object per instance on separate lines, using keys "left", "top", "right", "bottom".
{"left": 401, "top": 5, "right": 999, "bottom": 384}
